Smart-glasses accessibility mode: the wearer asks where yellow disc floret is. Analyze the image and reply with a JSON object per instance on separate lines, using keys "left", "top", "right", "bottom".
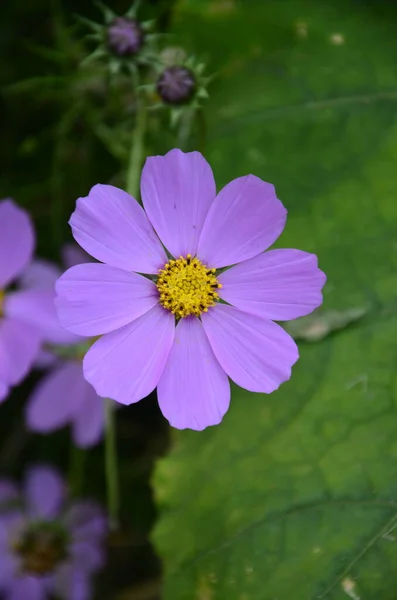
{"left": 0, "top": 289, "right": 4, "bottom": 317}
{"left": 157, "top": 254, "right": 222, "bottom": 318}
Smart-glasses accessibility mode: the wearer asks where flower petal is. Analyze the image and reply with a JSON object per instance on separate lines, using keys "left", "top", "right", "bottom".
{"left": 0, "top": 318, "right": 41, "bottom": 387}
{"left": 202, "top": 305, "right": 299, "bottom": 393}
{"left": 197, "top": 175, "right": 287, "bottom": 268}
{"left": 70, "top": 540, "right": 104, "bottom": 572}
{"left": 83, "top": 305, "right": 175, "bottom": 405}
{"left": 26, "top": 362, "right": 84, "bottom": 435}
{"left": 0, "top": 549, "right": 17, "bottom": 587}
{"left": 52, "top": 565, "right": 90, "bottom": 600}
{"left": 5, "top": 289, "right": 78, "bottom": 345}
{"left": 157, "top": 317, "right": 230, "bottom": 430}
{"left": 141, "top": 149, "right": 216, "bottom": 257}
{"left": 55, "top": 263, "right": 159, "bottom": 336}
{"left": 0, "top": 480, "right": 19, "bottom": 507}
{"left": 62, "top": 244, "right": 91, "bottom": 269}
{"left": 19, "top": 259, "right": 61, "bottom": 290}
{"left": 0, "top": 199, "right": 35, "bottom": 287}
{"left": 34, "top": 350, "right": 58, "bottom": 369}
{"left": 70, "top": 184, "right": 167, "bottom": 274}
{"left": 24, "top": 466, "right": 65, "bottom": 520}
{"left": 66, "top": 502, "right": 106, "bottom": 542}
{"left": 0, "top": 382, "right": 9, "bottom": 403}
{"left": 219, "top": 249, "right": 327, "bottom": 320}
{"left": 0, "top": 512, "right": 24, "bottom": 546}
{"left": 7, "top": 576, "right": 46, "bottom": 600}
{"left": 72, "top": 385, "right": 105, "bottom": 448}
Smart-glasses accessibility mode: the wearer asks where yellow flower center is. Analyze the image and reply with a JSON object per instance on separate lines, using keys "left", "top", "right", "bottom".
{"left": 0, "top": 289, "right": 4, "bottom": 317}
{"left": 157, "top": 254, "right": 222, "bottom": 318}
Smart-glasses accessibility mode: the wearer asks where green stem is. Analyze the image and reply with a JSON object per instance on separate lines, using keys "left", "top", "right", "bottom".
{"left": 105, "top": 400, "right": 119, "bottom": 531}
{"left": 69, "top": 444, "right": 85, "bottom": 497}
{"left": 196, "top": 107, "right": 207, "bottom": 155}
{"left": 177, "top": 108, "right": 194, "bottom": 151}
{"left": 126, "top": 99, "right": 147, "bottom": 199}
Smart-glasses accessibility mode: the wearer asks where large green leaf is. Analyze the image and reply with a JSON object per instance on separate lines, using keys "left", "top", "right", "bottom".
{"left": 153, "top": 1, "right": 397, "bottom": 598}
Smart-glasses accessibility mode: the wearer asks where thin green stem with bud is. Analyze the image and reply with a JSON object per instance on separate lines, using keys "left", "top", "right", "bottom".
{"left": 105, "top": 399, "right": 119, "bottom": 531}
{"left": 126, "top": 96, "right": 147, "bottom": 199}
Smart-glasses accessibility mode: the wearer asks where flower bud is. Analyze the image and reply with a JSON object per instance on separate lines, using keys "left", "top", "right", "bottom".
{"left": 156, "top": 66, "right": 197, "bottom": 105}
{"left": 107, "top": 17, "right": 145, "bottom": 57}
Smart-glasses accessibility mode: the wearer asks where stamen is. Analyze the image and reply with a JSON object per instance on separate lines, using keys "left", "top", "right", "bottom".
{"left": 156, "top": 255, "right": 222, "bottom": 318}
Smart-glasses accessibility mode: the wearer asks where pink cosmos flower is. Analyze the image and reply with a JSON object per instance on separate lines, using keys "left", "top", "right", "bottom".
{"left": 25, "top": 246, "right": 106, "bottom": 448}
{"left": 0, "top": 199, "right": 70, "bottom": 402}
{"left": 0, "top": 465, "right": 106, "bottom": 600}
{"left": 56, "top": 149, "right": 326, "bottom": 430}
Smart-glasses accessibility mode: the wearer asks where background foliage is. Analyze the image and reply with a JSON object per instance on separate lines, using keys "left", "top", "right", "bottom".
{"left": 153, "top": 1, "right": 397, "bottom": 599}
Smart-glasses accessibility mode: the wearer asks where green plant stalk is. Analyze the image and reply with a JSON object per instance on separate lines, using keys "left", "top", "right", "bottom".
{"left": 126, "top": 98, "right": 147, "bottom": 199}
{"left": 105, "top": 400, "right": 119, "bottom": 530}
{"left": 196, "top": 107, "right": 207, "bottom": 155}
{"left": 177, "top": 108, "right": 194, "bottom": 151}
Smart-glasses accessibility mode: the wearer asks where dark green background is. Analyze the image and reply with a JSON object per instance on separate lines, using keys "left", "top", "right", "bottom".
{"left": 2, "top": 0, "right": 397, "bottom": 599}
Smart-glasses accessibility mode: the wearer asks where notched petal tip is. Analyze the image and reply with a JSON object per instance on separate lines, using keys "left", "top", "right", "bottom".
{"left": 157, "top": 317, "right": 230, "bottom": 430}
{"left": 141, "top": 149, "right": 216, "bottom": 258}
{"left": 202, "top": 305, "right": 299, "bottom": 395}
{"left": 197, "top": 174, "right": 287, "bottom": 268}
{"left": 69, "top": 184, "right": 166, "bottom": 274}
{"left": 219, "top": 249, "right": 327, "bottom": 322}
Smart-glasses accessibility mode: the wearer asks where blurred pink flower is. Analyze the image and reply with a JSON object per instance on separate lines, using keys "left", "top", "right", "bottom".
{"left": 26, "top": 246, "right": 106, "bottom": 448}
{"left": 0, "top": 199, "right": 63, "bottom": 402}
{"left": 0, "top": 465, "right": 106, "bottom": 600}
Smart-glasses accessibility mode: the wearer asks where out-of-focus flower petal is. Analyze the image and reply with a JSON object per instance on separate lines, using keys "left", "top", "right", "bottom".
{"left": 61, "top": 244, "right": 91, "bottom": 269}
{"left": 19, "top": 260, "right": 60, "bottom": 290}
{"left": 34, "top": 350, "right": 58, "bottom": 370}
{"left": 69, "top": 541, "right": 105, "bottom": 572}
{"left": 0, "top": 199, "right": 35, "bottom": 288}
{"left": 52, "top": 564, "right": 90, "bottom": 600}
{"left": 0, "top": 318, "right": 41, "bottom": 387}
{"left": 202, "top": 305, "right": 299, "bottom": 393}
{"left": 157, "top": 317, "right": 230, "bottom": 430}
{"left": 56, "top": 264, "right": 158, "bottom": 336}
{"left": 219, "top": 249, "right": 327, "bottom": 320}
{"left": 0, "top": 480, "right": 19, "bottom": 506}
{"left": 70, "top": 184, "right": 167, "bottom": 274}
{"left": 0, "top": 381, "right": 9, "bottom": 403}
{"left": 141, "top": 149, "right": 216, "bottom": 257}
{"left": 26, "top": 362, "right": 84, "bottom": 435}
{"left": 65, "top": 502, "right": 107, "bottom": 542}
{"left": 83, "top": 305, "right": 174, "bottom": 405}
{"left": 5, "top": 290, "right": 79, "bottom": 345}
{"left": 197, "top": 175, "right": 287, "bottom": 268}
{"left": 7, "top": 575, "right": 46, "bottom": 600}
{"left": 0, "top": 549, "right": 16, "bottom": 587}
{"left": 72, "top": 384, "right": 105, "bottom": 448}
{"left": 24, "top": 466, "right": 65, "bottom": 520}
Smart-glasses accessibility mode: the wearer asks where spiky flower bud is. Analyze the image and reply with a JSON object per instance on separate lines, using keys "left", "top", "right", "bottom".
{"left": 156, "top": 66, "right": 197, "bottom": 105}
{"left": 107, "top": 17, "right": 145, "bottom": 57}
